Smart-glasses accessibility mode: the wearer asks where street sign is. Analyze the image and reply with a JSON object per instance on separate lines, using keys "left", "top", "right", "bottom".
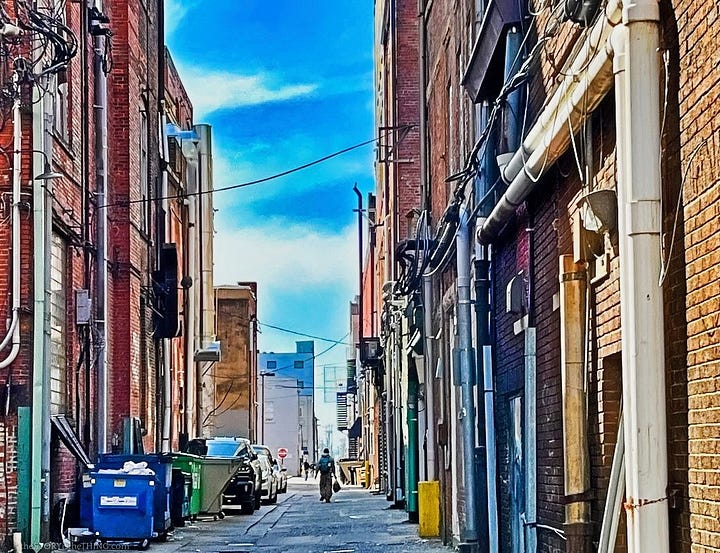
{"left": 277, "top": 447, "right": 288, "bottom": 459}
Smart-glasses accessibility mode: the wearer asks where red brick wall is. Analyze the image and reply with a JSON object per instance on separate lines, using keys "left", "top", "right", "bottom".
{"left": 0, "top": 0, "right": 96, "bottom": 533}
{"left": 107, "top": 0, "right": 161, "bottom": 450}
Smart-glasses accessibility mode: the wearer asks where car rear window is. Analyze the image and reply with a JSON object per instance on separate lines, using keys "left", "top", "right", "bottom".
{"left": 206, "top": 441, "right": 239, "bottom": 456}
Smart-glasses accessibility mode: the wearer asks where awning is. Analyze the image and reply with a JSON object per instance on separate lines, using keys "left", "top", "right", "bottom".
{"left": 462, "top": 0, "right": 523, "bottom": 101}
{"left": 347, "top": 417, "right": 362, "bottom": 439}
{"left": 51, "top": 414, "right": 94, "bottom": 469}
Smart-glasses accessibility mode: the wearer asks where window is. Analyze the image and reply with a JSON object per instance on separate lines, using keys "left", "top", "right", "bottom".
{"left": 52, "top": 76, "right": 68, "bottom": 140}
{"left": 266, "top": 360, "right": 277, "bottom": 369}
{"left": 51, "top": 0, "right": 69, "bottom": 140}
{"left": 139, "top": 110, "right": 149, "bottom": 233}
{"left": 294, "top": 360, "right": 304, "bottom": 369}
{"left": 50, "top": 234, "right": 68, "bottom": 414}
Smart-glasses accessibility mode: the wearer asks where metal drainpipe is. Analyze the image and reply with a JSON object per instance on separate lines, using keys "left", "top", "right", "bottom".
{"left": 610, "top": 4, "right": 669, "bottom": 550}
{"left": 93, "top": 26, "right": 109, "bottom": 454}
{"left": 41, "top": 74, "right": 54, "bottom": 540}
{"left": 422, "top": 277, "right": 436, "bottom": 480}
{"left": 559, "top": 255, "right": 591, "bottom": 551}
{"left": 31, "top": 71, "right": 50, "bottom": 543}
{"left": 473, "top": 98, "right": 494, "bottom": 553}
{"left": 456, "top": 206, "right": 479, "bottom": 547}
{"left": 160, "top": 105, "right": 172, "bottom": 453}
{"left": 406, "top": 377, "right": 419, "bottom": 520}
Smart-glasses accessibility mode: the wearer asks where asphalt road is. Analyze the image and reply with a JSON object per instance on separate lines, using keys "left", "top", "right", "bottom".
{"left": 154, "top": 477, "right": 448, "bottom": 553}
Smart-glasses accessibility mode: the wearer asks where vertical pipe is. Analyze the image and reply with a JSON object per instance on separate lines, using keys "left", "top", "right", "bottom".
{"left": 185, "top": 191, "right": 196, "bottom": 437}
{"left": 31, "top": 70, "right": 48, "bottom": 543}
{"left": 504, "top": 27, "right": 523, "bottom": 152}
{"left": 611, "top": 3, "right": 669, "bottom": 550}
{"left": 559, "top": 255, "right": 591, "bottom": 551}
{"left": 160, "top": 106, "right": 172, "bottom": 453}
{"left": 472, "top": 257, "right": 490, "bottom": 552}
{"left": 422, "top": 277, "right": 436, "bottom": 480}
{"left": 524, "top": 328, "right": 537, "bottom": 553}
{"left": 456, "top": 207, "right": 478, "bottom": 544}
{"left": 418, "top": 0, "right": 429, "bottom": 210}
{"left": 79, "top": 1, "right": 92, "bottom": 451}
{"left": 93, "top": 27, "right": 109, "bottom": 454}
{"left": 406, "top": 378, "right": 419, "bottom": 520}
{"left": 41, "top": 75, "right": 54, "bottom": 539}
{"left": 481, "top": 344, "right": 499, "bottom": 552}
{"left": 473, "top": 98, "right": 493, "bottom": 553}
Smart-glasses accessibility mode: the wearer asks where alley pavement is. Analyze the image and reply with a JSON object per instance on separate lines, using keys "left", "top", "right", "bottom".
{"left": 146, "top": 477, "right": 447, "bottom": 553}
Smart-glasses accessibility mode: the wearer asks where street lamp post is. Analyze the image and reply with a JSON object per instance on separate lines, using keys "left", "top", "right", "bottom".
{"left": 260, "top": 371, "right": 275, "bottom": 444}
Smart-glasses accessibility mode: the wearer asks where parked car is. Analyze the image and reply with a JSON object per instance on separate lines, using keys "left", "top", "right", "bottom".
{"left": 252, "top": 444, "right": 279, "bottom": 503}
{"left": 188, "top": 436, "right": 262, "bottom": 514}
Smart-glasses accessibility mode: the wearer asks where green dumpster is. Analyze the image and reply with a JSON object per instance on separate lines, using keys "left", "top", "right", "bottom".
{"left": 171, "top": 453, "right": 202, "bottom": 518}
{"left": 197, "top": 456, "right": 243, "bottom": 518}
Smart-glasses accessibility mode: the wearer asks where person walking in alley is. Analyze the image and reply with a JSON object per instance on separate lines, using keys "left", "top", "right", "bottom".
{"left": 317, "top": 448, "right": 336, "bottom": 502}
{"left": 303, "top": 459, "right": 311, "bottom": 481}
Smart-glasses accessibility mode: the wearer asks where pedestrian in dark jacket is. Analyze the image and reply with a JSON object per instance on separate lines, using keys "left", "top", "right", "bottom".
{"left": 317, "top": 448, "right": 336, "bottom": 502}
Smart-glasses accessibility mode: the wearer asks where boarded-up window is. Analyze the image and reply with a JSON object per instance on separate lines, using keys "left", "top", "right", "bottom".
{"left": 50, "top": 234, "right": 68, "bottom": 414}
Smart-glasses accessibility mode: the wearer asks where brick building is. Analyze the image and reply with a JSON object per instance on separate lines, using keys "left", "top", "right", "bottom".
{"left": 0, "top": 0, "right": 217, "bottom": 546}
{"left": 361, "top": 0, "right": 423, "bottom": 520}
{"left": 214, "top": 284, "right": 258, "bottom": 441}
{"left": 369, "top": 0, "right": 720, "bottom": 552}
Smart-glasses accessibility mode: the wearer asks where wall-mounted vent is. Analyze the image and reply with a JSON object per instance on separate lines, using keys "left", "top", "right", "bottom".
{"left": 506, "top": 272, "right": 526, "bottom": 315}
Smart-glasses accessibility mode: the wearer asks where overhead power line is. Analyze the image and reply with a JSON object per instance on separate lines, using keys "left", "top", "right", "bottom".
{"left": 99, "top": 126, "right": 415, "bottom": 209}
{"left": 258, "top": 322, "right": 353, "bottom": 346}
{"left": 266, "top": 333, "right": 350, "bottom": 375}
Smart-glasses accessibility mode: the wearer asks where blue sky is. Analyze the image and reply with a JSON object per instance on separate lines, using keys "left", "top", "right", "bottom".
{"left": 166, "top": 1, "right": 374, "bottom": 430}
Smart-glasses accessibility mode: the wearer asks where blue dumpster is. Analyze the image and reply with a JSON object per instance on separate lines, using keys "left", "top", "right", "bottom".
{"left": 97, "top": 453, "right": 173, "bottom": 537}
{"left": 79, "top": 471, "right": 155, "bottom": 547}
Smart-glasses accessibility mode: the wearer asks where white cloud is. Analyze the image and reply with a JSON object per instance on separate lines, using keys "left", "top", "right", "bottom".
{"left": 212, "top": 219, "right": 357, "bottom": 356}
{"left": 164, "top": 0, "right": 197, "bottom": 38}
{"left": 177, "top": 66, "right": 317, "bottom": 118}
{"left": 213, "top": 218, "right": 356, "bottom": 294}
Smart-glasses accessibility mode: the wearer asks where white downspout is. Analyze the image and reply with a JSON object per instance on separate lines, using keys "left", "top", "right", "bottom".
{"left": 478, "top": 0, "right": 622, "bottom": 244}
{"left": 0, "top": 89, "right": 22, "bottom": 368}
{"left": 184, "top": 193, "right": 197, "bottom": 438}
{"left": 93, "top": 28, "right": 109, "bottom": 454}
{"left": 611, "top": 2, "right": 669, "bottom": 551}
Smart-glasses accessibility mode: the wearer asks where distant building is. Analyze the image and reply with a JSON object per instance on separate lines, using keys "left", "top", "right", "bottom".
{"left": 260, "top": 375, "right": 301, "bottom": 474}
{"left": 259, "top": 341, "right": 316, "bottom": 461}
{"left": 213, "top": 284, "right": 258, "bottom": 440}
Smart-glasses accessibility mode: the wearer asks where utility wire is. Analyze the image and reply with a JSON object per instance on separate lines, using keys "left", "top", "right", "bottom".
{"left": 263, "top": 333, "right": 350, "bottom": 375}
{"left": 258, "top": 322, "right": 353, "bottom": 346}
{"left": 99, "top": 127, "right": 415, "bottom": 209}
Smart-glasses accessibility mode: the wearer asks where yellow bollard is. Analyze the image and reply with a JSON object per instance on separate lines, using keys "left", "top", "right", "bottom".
{"left": 364, "top": 461, "right": 370, "bottom": 488}
{"left": 418, "top": 480, "right": 441, "bottom": 537}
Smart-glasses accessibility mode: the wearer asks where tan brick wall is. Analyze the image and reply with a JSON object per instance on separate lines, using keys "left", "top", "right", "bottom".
{"left": 677, "top": 0, "right": 720, "bottom": 550}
